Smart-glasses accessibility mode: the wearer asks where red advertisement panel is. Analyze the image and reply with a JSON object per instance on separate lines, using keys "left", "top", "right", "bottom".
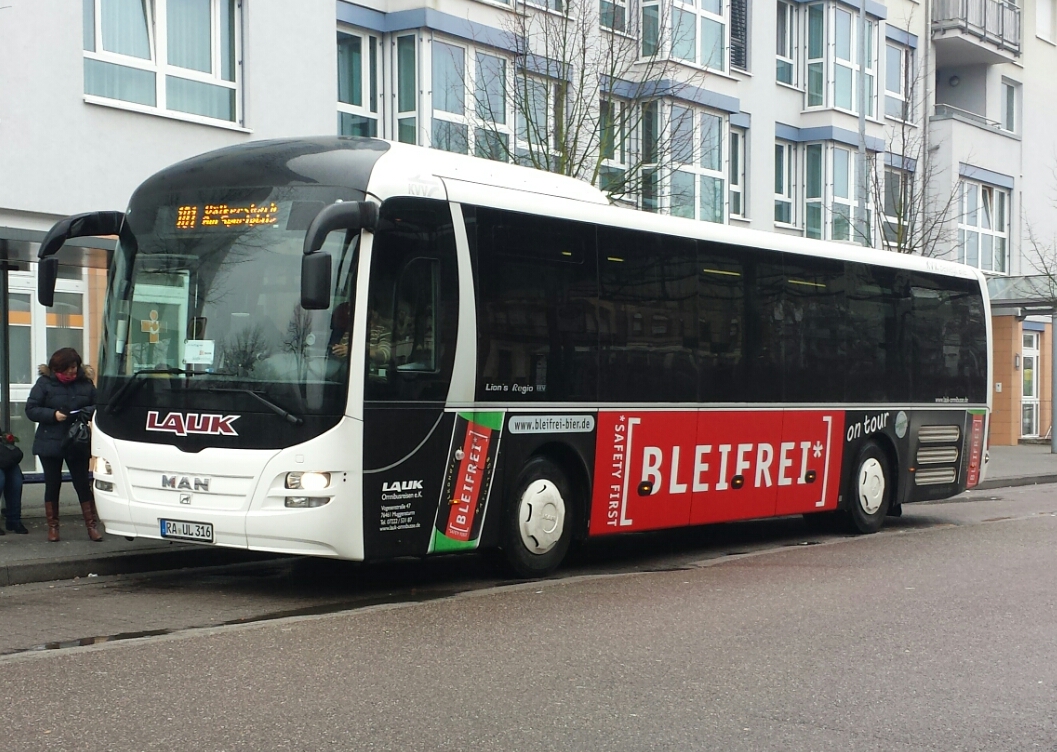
{"left": 444, "top": 423, "right": 494, "bottom": 542}
{"left": 590, "top": 409, "right": 845, "bottom": 536}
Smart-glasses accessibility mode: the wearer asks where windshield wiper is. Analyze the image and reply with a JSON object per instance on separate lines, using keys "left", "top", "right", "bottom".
{"left": 106, "top": 367, "right": 189, "bottom": 414}
{"left": 106, "top": 367, "right": 248, "bottom": 414}
{"left": 183, "top": 385, "right": 304, "bottom": 426}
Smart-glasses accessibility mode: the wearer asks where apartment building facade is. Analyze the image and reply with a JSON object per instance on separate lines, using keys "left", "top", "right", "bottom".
{"left": 0, "top": 0, "right": 1053, "bottom": 457}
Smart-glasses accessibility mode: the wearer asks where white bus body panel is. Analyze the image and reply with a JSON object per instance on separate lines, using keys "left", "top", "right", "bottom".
{"left": 93, "top": 418, "right": 366, "bottom": 559}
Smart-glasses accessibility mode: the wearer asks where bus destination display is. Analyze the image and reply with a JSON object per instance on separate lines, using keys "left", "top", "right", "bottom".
{"left": 175, "top": 202, "right": 279, "bottom": 230}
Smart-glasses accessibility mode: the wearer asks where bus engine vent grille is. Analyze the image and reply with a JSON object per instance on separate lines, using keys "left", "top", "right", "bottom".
{"left": 918, "top": 425, "right": 961, "bottom": 443}
{"left": 916, "top": 447, "right": 960, "bottom": 465}
{"left": 914, "top": 468, "right": 958, "bottom": 486}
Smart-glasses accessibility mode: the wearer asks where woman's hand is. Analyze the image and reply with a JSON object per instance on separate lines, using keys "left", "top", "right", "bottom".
{"left": 55, "top": 411, "right": 67, "bottom": 422}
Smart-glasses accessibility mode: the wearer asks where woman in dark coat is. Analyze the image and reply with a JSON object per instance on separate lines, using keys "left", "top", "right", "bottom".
{"left": 25, "top": 347, "right": 101, "bottom": 542}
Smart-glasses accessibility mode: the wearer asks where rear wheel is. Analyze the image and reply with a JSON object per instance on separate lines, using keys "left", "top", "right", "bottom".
{"left": 500, "top": 457, "right": 575, "bottom": 578}
{"left": 844, "top": 442, "right": 892, "bottom": 534}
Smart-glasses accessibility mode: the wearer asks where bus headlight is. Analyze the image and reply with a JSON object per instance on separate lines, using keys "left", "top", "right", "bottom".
{"left": 91, "top": 456, "right": 115, "bottom": 492}
{"left": 285, "top": 471, "right": 330, "bottom": 491}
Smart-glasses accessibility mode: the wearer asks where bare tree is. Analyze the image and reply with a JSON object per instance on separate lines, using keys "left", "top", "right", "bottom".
{"left": 460, "top": 0, "right": 715, "bottom": 205}
{"left": 864, "top": 40, "right": 961, "bottom": 255}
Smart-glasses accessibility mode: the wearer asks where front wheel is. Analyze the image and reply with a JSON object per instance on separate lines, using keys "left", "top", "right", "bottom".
{"left": 499, "top": 457, "right": 575, "bottom": 578}
{"left": 844, "top": 442, "right": 892, "bottom": 534}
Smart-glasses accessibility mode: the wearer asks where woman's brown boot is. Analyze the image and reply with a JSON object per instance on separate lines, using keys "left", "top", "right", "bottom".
{"left": 80, "top": 501, "right": 103, "bottom": 542}
{"left": 45, "top": 501, "right": 60, "bottom": 542}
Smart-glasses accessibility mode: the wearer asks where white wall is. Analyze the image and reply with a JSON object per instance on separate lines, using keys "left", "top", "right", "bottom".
{"left": 0, "top": 0, "right": 337, "bottom": 230}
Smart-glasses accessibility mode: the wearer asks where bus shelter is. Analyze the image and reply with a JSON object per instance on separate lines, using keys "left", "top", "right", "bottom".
{"left": 987, "top": 275, "right": 1057, "bottom": 452}
{"left": 0, "top": 228, "right": 114, "bottom": 438}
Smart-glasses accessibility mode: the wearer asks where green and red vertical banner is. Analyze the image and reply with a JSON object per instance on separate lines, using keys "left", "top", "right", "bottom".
{"left": 429, "top": 411, "right": 504, "bottom": 553}
{"left": 965, "top": 409, "right": 987, "bottom": 489}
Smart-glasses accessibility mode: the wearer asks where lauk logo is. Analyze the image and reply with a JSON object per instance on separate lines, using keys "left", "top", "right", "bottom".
{"left": 382, "top": 480, "right": 423, "bottom": 492}
{"left": 145, "top": 411, "right": 240, "bottom": 437}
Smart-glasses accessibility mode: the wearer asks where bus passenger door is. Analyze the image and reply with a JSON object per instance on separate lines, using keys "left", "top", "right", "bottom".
{"left": 688, "top": 410, "right": 782, "bottom": 525}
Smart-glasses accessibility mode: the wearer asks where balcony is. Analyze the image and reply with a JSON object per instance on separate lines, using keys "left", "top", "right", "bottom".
{"left": 932, "top": 0, "right": 1021, "bottom": 66}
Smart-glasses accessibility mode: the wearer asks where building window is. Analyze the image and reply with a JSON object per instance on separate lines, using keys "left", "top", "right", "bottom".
{"left": 474, "top": 52, "right": 510, "bottom": 161}
{"left": 776, "top": 0, "right": 795, "bottom": 84}
{"left": 730, "top": 0, "right": 748, "bottom": 71}
{"left": 669, "top": 104, "right": 726, "bottom": 223}
{"left": 959, "top": 181, "right": 1009, "bottom": 273}
{"left": 601, "top": 0, "right": 627, "bottom": 32}
{"left": 1001, "top": 79, "right": 1018, "bottom": 133}
{"left": 774, "top": 140, "right": 795, "bottom": 224}
{"left": 600, "top": 98, "right": 629, "bottom": 197}
{"left": 7, "top": 293, "right": 33, "bottom": 386}
{"left": 805, "top": 2, "right": 876, "bottom": 116}
{"left": 659, "top": 0, "right": 728, "bottom": 73}
{"left": 514, "top": 75, "right": 564, "bottom": 170}
{"left": 1037, "top": 0, "right": 1055, "bottom": 42}
{"left": 641, "top": 101, "right": 660, "bottom": 212}
{"left": 884, "top": 43, "right": 912, "bottom": 121}
{"left": 729, "top": 127, "right": 746, "bottom": 217}
{"left": 397, "top": 35, "right": 418, "bottom": 144}
{"left": 83, "top": 0, "right": 240, "bottom": 123}
{"left": 882, "top": 167, "right": 912, "bottom": 248}
{"left": 804, "top": 142, "right": 873, "bottom": 243}
{"left": 431, "top": 40, "right": 468, "bottom": 154}
{"left": 337, "top": 31, "right": 379, "bottom": 137}
{"left": 1022, "top": 332, "right": 1040, "bottom": 437}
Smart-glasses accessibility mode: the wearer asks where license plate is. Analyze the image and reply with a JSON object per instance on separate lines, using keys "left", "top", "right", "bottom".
{"left": 160, "top": 519, "right": 214, "bottom": 543}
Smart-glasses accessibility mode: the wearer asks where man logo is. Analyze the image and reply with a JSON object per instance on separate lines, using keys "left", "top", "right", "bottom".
{"left": 162, "top": 476, "right": 211, "bottom": 492}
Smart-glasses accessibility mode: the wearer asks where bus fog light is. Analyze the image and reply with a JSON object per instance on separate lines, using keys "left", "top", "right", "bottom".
{"left": 95, "top": 480, "right": 114, "bottom": 492}
{"left": 285, "top": 496, "right": 330, "bottom": 508}
{"left": 286, "top": 471, "right": 330, "bottom": 491}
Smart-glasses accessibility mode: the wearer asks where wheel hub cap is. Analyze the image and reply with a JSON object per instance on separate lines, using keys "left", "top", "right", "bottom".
{"left": 518, "top": 479, "right": 566, "bottom": 554}
{"left": 857, "top": 458, "right": 885, "bottom": 515}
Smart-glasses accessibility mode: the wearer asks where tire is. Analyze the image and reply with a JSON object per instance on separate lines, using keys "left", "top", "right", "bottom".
{"left": 499, "top": 457, "right": 575, "bottom": 578}
{"left": 844, "top": 442, "right": 892, "bottom": 534}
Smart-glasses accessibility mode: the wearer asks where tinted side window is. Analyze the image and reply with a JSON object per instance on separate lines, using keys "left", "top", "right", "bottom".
{"left": 845, "top": 263, "right": 907, "bottom": 402}
{"left": 697, "top": 244, "right": 747, "bottom": 402}
{"left": 365, "top": 198, "right": 458, "bottom": 403}
{"left": 599, "top": 228, "right": 697, "bottom": 402}
{"left": 906, "top": 273, "right": 987, "bottom": 403}
{"left": 780, "top": 256, "right": 845, "bottom": 402}
{"left": 472, "top": 207, "right": 598, "bottom": 401}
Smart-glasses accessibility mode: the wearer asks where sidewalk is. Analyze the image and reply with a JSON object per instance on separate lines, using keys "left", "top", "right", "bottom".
{"left": 1, "top": 443, "right": 1055, "bottom": 587}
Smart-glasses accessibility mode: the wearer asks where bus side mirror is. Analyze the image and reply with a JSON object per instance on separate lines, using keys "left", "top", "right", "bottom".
{"left": 301, "top": 253, "right": 332, "bottom": 310}
{"left": 302, "top": 201, "right": 378, "bottom": 256}
{"left": 37, "top": 210, "right": 124, "bottom": 306}
{"left": 39, "top": 257, "right": 59, "bottom": 307}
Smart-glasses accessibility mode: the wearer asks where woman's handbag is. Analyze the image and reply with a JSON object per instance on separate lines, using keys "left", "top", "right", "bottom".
{"left": 62, "top": 414, "right": 92, "bottom": 454}
{"left": 0, "top": 434, "right": 23, "bottom": 469}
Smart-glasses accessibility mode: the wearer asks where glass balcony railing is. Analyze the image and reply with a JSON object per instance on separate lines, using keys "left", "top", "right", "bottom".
{"left": 932, "top": 0, "right": 1021, "bottom": 55}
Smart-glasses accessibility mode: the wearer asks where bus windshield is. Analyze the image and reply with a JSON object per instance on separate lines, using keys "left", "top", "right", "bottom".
{"left": 99, "top": 185, "right": 358, "bottom": 417}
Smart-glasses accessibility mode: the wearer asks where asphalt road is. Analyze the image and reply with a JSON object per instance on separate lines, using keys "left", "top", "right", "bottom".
{"left": 0, "top": 484, "right": 1055, "bottom": 751}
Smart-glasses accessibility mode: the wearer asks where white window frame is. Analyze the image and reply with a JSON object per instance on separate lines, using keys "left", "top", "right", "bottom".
{"left": 514, "top": 73, "right": 564, "bottom": 170}
{"left": 884, "top": 42, "right": 912, "bottom": 122}
{"left": 83, "top": 0, "right": 242, "bottom": 126}
{"left": 729, "top": 126, "right": 747, "bottom": 218}
{"left": 1022, "top": 332, "right": 1040, "bottom": 437}
{"left": 958, "top": 181, "right": 1010, "bottom": 274}
{"left": 669, "top": 0, "right": 729, "bottom": 73}
{"left": 881, "top": 167, "right": 912, "bottom": 248}
{"left": 600, "top": 97, "right": 630, "bottom": 197}
{"left": 393, "top": 33, "right": 419, "bottom": 144}
{"left": 337, "top": 28, "right": 381, "bottom": 138}
{"left": 775, "top": 140, "right": 796, "bottom": 225}
{"left": 776, "top": 0, "right": 796, "bottom": 85}
{"left": 804, "top": 141, "right": 874, "bottom": 243}
{"left": 805, "top": 2, "right": 877, "bottom": 117}
{"left": 667, "top": 103, "right": 727, "bottom": 223}
{"left": 1000, "top": 79, "right": 1019, "bottom": 134}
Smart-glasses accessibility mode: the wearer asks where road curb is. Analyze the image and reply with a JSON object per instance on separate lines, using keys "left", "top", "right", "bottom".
{"left": 0, "top": 547, "right": 279, "bottom": 587}
{"left": 973, "top": 474, "right": 1057, "bottom": 491}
